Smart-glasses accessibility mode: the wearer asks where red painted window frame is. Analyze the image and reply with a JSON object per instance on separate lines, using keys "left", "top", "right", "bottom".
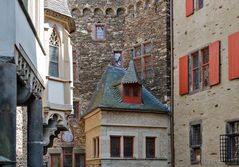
{"left": 197, "top": 0, "right": 203, "bottom": 10}
{"left": 110, "top": 136, "right": 121, "bottom": 158}
{"left": 179, "top": 55, "right": 189, "bottom": 95}
{"left": 201, "top": 47, "right": 209, "bottom": 89}
{"left": 50, "top": 153, "right": 61, "bottom": 167}
{"left": 192, "top": 52, "right": 200, "bottom": 91}
{"left": 123, "top": 84, "right": 142, "bottom": 104}
{"left": 123, "top": 136, "right": 134, "bottom": 158}
{"left": 191, "top": 47, "right": 209, "bottom": 91}
{"left": 146, "top": 137, "right": 156, "bottom": 158}
{"left": 95, "top": 24, "right": 105, "bottom": 40}
{"left": 62, "top": 147, "right": 73, "bottom": 166}
{"left": 73, "top": 61, "right": 78, "bottom": 81}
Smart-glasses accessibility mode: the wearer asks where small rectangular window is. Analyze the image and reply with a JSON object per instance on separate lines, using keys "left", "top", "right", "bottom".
{"left": 124, "top": 86, "right": 130, "bottom": 97}
{"left": 190, "top": 124, "right": 201, "bottom": 164}
{"left": 63, "top": 148, "right": 73, "bottom": 167}
{"left": 146, "top": 137, "right": 155, "bottom": 158}
{"left": 95, "top": 25, "right": 105, "bottom": 40}
{"left": 110, "top": 136, "right": 121, "bottom": 157}
{"left": 135, "top": 46, "right": 141, "bottom": 57}
{"left": 73, "top": 101, "right": 80, "bottom": 119}
{"left": 124, "top": 137, "right": 134, "bottom": 158}
{"left": 113, "top": 51, "right": 122, "bottom": 67}
{"left": 93, "top": 137, "right": 99, "bottom": 158}
{"left": 50, "top": 154, "right": 61, "bottom": 167}
{"left": 143, "top": 43, "right": 152, "bottom": 55}
{"left": 75, "top": 154, "right": 85, "bottom": 167}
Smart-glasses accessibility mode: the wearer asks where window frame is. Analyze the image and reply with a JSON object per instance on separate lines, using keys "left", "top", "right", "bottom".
{"left": 189, "top": 123, "right": 202, "bottom": 164}
{"left": 95, "top": 24, "right": 106, "bottom": 41}
{"left": 93, "top": 137, "right": 100, "bottom": 158}
{"left": 74, "top": 153, "right": 85, "bottom": 167}
{"left": 123, "top": 84, "right": 142, "bottom": 104}
{"left": 113, "top": 51, "right": 123, "bottom": 67}
{"left": 62, "top": 147, "right": 73, "bottom": 167}
{"left": 189, "top": 46, "right": 210, "bottom": 92}
{"left": 195, "top": 0, "right": 203, "bottom": 10}
{"left": 110, "top": 136, "right": 121, "bottom": 158}
{"left": 123, "top": 136, "right": 134, "bottom": 158}
{"left": 146, "top": 137, "right": 156, "bottom": 159}
{"left": 133, "top": 42, "right": 152, "bottom": 79}
{"left": 50, "top": 153, "right": 61, "bottom": 167}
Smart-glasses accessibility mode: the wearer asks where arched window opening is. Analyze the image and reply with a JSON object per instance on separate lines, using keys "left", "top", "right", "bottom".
{"left": 49, "top": 29, "right": 60, "bottom": 77}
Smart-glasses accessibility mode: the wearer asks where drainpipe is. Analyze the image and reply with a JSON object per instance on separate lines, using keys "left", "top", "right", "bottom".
{"left": 170, "top": 0, "right": 175, "bottom": 166}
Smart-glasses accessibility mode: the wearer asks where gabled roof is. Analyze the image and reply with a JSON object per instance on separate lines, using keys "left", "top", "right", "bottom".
{"left": 83, "top": 64, "right": 169, "bottom": 117}
{"left": 122, "top": 60, "right": 142, "bottom": 84}
{"left": 44, "top": 0, "right": 76, "bottom": 33}
{"left": 44, "top": 0, "right": 72, "bottom": 17}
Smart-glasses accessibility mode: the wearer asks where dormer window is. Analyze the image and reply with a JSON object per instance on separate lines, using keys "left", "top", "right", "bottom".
{"left": 123, "top": 83, "right": 142, "bottom": 104}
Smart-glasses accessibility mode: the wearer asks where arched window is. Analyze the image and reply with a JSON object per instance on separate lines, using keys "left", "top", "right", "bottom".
{"left": 49, "top": 29, "right": 60, "bottom": 77}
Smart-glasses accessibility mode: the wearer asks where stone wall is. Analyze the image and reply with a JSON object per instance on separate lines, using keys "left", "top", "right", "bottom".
{"left": 173, "top": 1, "right": 239, "bottom": 167}
{"left": 16, "top": 107, "right": 28, "bottom": 167}
{"left": 68, "top": 0, "right": 171, "bottom": 112}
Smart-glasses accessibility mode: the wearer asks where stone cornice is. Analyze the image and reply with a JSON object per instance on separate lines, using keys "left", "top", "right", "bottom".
{"left": 44, "top": 9, "right": 76, "bottom": 33}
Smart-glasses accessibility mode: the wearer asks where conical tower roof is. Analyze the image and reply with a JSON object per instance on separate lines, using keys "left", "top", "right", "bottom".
{"left": 122, "top": 60, "right": 142, "bottom": 84}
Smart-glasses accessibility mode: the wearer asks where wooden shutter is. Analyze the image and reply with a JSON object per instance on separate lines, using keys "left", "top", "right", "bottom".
{"left": 209, "top": 41, "right": 220, "bottom": 86}
{"left": 186, "top": 0, "right": 194, "bottom": 17}
{"left": 228, "top": 32, "right": 239, "bottom": 80}
{"left": 179, "top": 55, "right": 189, "bottom": 95}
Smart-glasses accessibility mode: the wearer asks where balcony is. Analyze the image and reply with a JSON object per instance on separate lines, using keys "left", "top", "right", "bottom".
{"left": 220, "top": 134, "right": 239, "bottom": 165}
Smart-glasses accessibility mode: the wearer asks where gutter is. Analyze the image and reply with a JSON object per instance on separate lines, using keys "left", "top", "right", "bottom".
{"left": 170, "top": 0, "right": 175, "bottom": 166}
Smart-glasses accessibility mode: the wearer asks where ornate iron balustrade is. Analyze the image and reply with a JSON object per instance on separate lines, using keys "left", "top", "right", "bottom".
{"left": 220, "top": 134, "right": 239, "bottom": 165}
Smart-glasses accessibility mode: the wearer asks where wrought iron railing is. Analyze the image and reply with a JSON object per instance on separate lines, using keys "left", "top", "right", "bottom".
{"left": 220, "top": 134, "right": 239, "bottom": 164}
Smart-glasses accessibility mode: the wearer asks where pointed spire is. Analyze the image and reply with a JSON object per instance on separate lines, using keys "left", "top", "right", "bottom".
{"left": 122, "top": 60, "right": 142, "bottom": 84}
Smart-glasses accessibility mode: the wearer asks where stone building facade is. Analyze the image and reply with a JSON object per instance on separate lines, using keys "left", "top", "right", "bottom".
{"left": 83, "top": 61, "right": 170, "bottom": 167}
{"left": 66, "top": 2, "right": 171, "bottom": 166}
{"left": 173, "top": 0, "right": 239, "bottom": 167}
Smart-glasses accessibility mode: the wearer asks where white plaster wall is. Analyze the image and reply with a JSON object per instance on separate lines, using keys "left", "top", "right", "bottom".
{"left": 0, "top": 1, "right": 15, "bottom": 57}
{"left": 48, "top": 80, "right": 65, "bottom": 105}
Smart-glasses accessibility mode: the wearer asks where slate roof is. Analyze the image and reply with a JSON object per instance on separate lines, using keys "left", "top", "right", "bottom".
{"left": 83, "top": 63, "right": 169, "bottom": 117}
{"left": 122, "top": 60, "right": 142, "bottom": 84}
{"left": 44, "top": 0, "right": 72, "bottom": 17}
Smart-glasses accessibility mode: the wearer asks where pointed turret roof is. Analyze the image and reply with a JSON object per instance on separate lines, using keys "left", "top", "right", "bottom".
{"left": 82, "top": 64, "right": 169, "bottom": 117}
{"left": 122, "top": 60, "right": 142, "bottom": 84}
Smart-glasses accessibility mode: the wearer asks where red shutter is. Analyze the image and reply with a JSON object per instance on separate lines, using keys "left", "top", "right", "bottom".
{"left": 186, "top": 0, "right": 194, "bottom": 17}
{"left": 179, "top": 55, "right": 189, "bottom": 95}
{"left": 209, "top": 41, "right": 220, "bottom": 86}
{"left": 228, "top": 32, "right": 239, "bottom": 80}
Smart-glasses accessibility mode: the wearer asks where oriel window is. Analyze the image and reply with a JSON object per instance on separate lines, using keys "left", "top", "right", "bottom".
{"left": 49, "top": 29, "right": 60, "bottom": 77}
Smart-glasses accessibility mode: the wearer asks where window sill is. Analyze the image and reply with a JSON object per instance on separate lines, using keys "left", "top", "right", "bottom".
{"left": 46, "top": 76, "right": 72, "bottom": 83}
{"left": 189, "top": 86, "right": 210, "bottom": 95}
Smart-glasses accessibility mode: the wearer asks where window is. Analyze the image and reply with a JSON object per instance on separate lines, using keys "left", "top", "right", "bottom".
{"left": 63, "top": 148, "right": 73, "bottom": 167}
{"left": 179, "top": 41, "right": 220, "bottom": 95}
{"left": 123, "top": 84, "right": 142, "bottom": 104}
{"left": 73, "top": 101, "right": 80, "bottom": 119}
{"left": 190, "top": 124, "right": 201, "bottom": 164}
{"left": 133, "top": 43, "right": 152, "bottom": 79}
{"left": 75, "top": 154, "right": 85, "bottom": 167}
{"left": 50, "top": 154, "right": 61, "bottom": 167}
{"left": 113, "top": 51, "right": 122, "bottom": 67}
{"left": 124, "top": 137, "right": 134, "bottom": 158}
{"left": 95, "top": 25, "right": 105, "bottom": 40}
{"left": 190, "top": 47, "right": 209, "bottom": 91}
{"left": 146, "top": 137, "right": 155, "bottom": 158}
{"left": 73, "top": 61, "right": 78, "bottom": 81}
{"left": 110, "top": 136, "right": 121, "bottom": 157}
{"left": 186, "top": 0, "right": 203, "bottom": 17}
{"left": 49, "top": 29, "right": 60, "bottom": 77}
{"left": 220, "top": 121, "right": 239, "bottom": 164}
{"left": 196, "top": 0, "right": 203, "bottom": 10}
{"left": 93, "top": 137, "right": 99, "bottom": 158}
